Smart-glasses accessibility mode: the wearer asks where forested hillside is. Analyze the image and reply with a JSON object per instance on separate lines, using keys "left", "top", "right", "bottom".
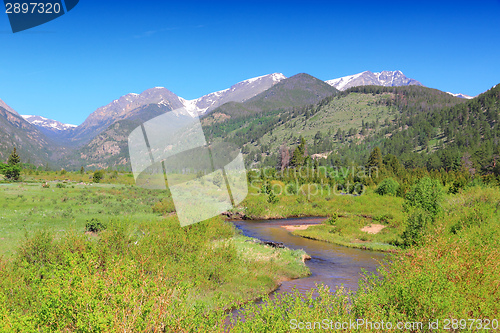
{"left": 202, "top": 83, "right": 500, "bottom": 179}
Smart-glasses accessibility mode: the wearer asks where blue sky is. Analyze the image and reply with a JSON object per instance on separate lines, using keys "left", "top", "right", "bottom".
{"left": 1, "top": 0, "right": 499, "bottom": 125}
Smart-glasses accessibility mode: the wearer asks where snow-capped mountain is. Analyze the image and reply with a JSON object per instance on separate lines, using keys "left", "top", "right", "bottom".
{"left": 326, "top": 70, "right": 422, "bottom": 91}
{"left": 446, "top": 92, "right": 474, "bottom": 99}
{"left": 188, "top": 73, "right": 286, "bottom": 113}
{"left": 61, "top": 73, "right": 286, "bottom": 145}
{"left": 0, "top": 98, "right": 18, "bottom": 115}
{"left": 22, "top": 115, "right": 77, "bottom": 131}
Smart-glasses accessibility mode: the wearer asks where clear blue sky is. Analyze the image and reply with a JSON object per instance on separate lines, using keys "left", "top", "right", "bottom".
{"left": 1, "top": 0, "right": 499, "bottom": 125}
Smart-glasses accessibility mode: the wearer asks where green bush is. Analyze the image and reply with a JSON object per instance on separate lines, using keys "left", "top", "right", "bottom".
{"left": 373, "top": 213, "right": 394, "bottom": 224}
{"left": 212, "top": 172, "right": 223, "bottom": 188}
{"left": 403, "top": 177, "right": 444, "bottom": 217}
{"left": 152, "top": 198, "right": 176, "bottom": 215}
{"left": 285, "top": 182, "right": 298, "bottom": 195}
{"left": 267, "top": 190, "right": 279, "bottom": 204}
{"left": 93, "top": 170, "right": 104, "bottom": 183}
{"left": 375, "top": 178, "right": 399, "bottom": 196}
{"left": 401, "top": 209, "right": 433, "bottom": 247}
{"left": 1, "top": 165, "right": 21, "bottom": 181}
{"left": 324, "top": 213, "right": 338, "bottom": 225}
{"left": 85, "top": 218, "right": 107, "bottom": 232}
{"left": 260, "top": 181, "right": 271, "bottom": 194}
{"left": 448, "top": 177, "right": 468, "bottom": 194}
{"left": 56, "top": 182, "right": 66, "bottom": 188}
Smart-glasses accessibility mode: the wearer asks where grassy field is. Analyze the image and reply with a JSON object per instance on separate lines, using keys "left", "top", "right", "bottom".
{"left": 239, "top": 180, "right": 405, "bottom": 251}
{"left": 2, "top": 170, "right": 499, "bottom": 331}
{"left": 0, "top": 172, "right": 311, "bottom": 331}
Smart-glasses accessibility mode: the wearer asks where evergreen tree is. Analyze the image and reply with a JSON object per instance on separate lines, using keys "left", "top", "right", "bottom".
{"left": 290, "top": 137, "right": 307, "bottom": 167}
{"left": 8, "top": 148, "right": 20, "bottom": 166}
{"left": 4, "top": 148, "right": 21, "bottom": 181}
{"left": 366, "top": 147, "right": 383, "bottom": 176}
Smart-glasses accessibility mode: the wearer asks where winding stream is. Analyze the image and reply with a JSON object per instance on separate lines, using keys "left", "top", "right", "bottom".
{"left": 232, "top": 217, "right": 385, "bottom": 296}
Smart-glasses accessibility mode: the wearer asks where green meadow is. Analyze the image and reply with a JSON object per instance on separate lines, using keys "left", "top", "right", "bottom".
{"left": 1, "top": 168, "right": 499, "bottom": 332}
{"left": 0, "top": 172, "right": 310, "bottom": 331}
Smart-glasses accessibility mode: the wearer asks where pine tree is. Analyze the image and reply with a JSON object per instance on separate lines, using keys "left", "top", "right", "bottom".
{"left": 366, "top": 147, "right": 383, "bottom": 177}
{"left": 8, "top": 148, "right": 20, "bottom": 166}
{"left": 4, "top": 148, "right": 21, "bottom": 180}
{"left": 290, "top": 137, "right": 307, "bottom": 167}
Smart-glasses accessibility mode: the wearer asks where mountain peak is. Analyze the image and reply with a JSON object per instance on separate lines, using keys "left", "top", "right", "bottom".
{"left": 187, "top": 73, "right": 287, "bottom": 114}
{"left": 326, "top": 70, "right": 422, "bottom": 91}
{"left": 21, "top": 115, "right": 77, "bottom": 132}
{"left": 0, "top": 98, "right": 19, "bottom": 115}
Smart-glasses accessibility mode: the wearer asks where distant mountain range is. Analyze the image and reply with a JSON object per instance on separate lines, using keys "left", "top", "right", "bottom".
{"left": 0, "top": 70, "right": 490, "bottom": 169}
{"left": 21, "top": 115, "right": 76, "bottom": 132}
{"left": 325, "top": 70, "right": 422, "bottom": 91}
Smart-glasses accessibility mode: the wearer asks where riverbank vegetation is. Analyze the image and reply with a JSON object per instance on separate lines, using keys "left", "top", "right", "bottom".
{"left": 1, "top": 134, "right": 499, "bottom": 330}
{"left": 0, "top": 176, "right": 309, "bottom": 331}
{"left": 232, "top": 185, "right": 500, "bottom": 331}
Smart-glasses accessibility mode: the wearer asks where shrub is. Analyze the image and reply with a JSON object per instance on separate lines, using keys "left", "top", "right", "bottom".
{"left": 373, "top": 213, "right": 394, "bottom": 224}
{"left": 2, "top": 165, "right": 21, "bottom": 181}
{"left": 285, "top": 182, "right": 298, "bottom": 195}
{"left": 402, "top": 209, "right": 433, "bottom": 247}
{"left": 93, "top": 170, "right": 104, "bottom": 183}
{"left": 448, "top": 177, "right": 468, "bottom": 194}
{"left": 85, "top": 218, "right": 107, "bottom": 232}
{"left": 396, "top": 182, "right": 409, "bottom": 197}
{"left": 403, "top": 177, "right": 444, "bottom": 217}
{"left": 42, "top": 182, "right": 50, "bottom": 188}
{"left": 260, "top": 182, "right": 271, "bottom": 194}
{"left": 56, "top": 182, "right": 66, "bottom": 188}
{"left": 60, "top": 169, "right": 66, "bottom": 175}
{"left": 324, "top": 213, "right": 338, "bottom": 225}
{"left": 375, "top": 178, "right": 399, "bottom": 196}
{"left": 267, "top": 190, "right": 279, "bottom": 204}
{"left": 152, "top": 198, "right": 176, "bottom": 215}
{"left": 212, "top": 172, "right": 223, "bottom": 188}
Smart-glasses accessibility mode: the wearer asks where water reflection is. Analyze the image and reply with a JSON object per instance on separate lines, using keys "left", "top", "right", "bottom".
{"left": 232, "top": 217, "right": 385, "bottom": 295}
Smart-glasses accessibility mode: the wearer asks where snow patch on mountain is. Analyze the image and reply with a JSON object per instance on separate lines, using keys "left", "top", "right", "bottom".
{"left": 179, "top": 72, "right": 287, "bottom": 115}
{"left": 325, "top": 72, "right": 365, "bottom": 91}
{"left": 22, "top": 115, "right": 77, "bottom": 131}
{"left": 446, "top": 92, "right": 474, "bottom": 99}
{"left": 326, "top": 70, "right": 422, "bottom": 91}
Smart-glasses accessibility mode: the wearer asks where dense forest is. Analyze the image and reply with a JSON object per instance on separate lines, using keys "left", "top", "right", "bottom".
{"left": 202, "top": 83, "right": 500, "bottom": 186}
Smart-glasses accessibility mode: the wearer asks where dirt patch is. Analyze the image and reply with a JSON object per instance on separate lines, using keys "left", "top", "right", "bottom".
{"left": 361, "top": 224, "right": 386, "bottom": 234}
{"left": 281, "top": 225, "right": 311, "bottom": 231}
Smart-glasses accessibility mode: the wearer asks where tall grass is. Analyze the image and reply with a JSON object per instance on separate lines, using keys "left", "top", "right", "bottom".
{"left": 229, "top": 186, "right": 500, "bottom": 331}
{"left": 0, "top": 217, "right": 309, "bottom": 331}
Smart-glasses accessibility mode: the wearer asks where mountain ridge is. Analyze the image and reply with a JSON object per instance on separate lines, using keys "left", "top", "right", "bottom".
{"left": 326, "top": 70, "right": 422, "bottom": 91}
